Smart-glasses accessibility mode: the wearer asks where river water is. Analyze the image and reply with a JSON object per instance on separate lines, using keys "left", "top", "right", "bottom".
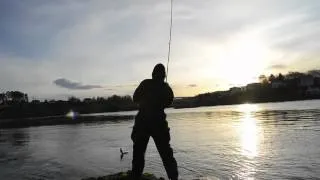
{"left": 1, "top": 100, "right": 320, "bottom": 179}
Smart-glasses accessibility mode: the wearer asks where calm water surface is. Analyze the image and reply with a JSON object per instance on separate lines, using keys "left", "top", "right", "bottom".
{"left": 1, "top": 100, "right": 320, "bottom": 179}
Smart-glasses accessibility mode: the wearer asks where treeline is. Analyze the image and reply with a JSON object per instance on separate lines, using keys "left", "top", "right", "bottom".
{"left": 0, "top": 91, "right": 28, "bottom": 104}
{"left": 173, "top": 70, "right": 320, "bottom": 108}
{"left": 0, "top": 95, "right": 137, "bottom": 119}
{"left": 2, "top": 70, "right": 320, "bottom": 119}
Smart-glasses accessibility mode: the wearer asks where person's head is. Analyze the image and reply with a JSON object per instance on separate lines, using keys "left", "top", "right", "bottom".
{"left": 152, "top": 63, "right": 166, "bottom": 81}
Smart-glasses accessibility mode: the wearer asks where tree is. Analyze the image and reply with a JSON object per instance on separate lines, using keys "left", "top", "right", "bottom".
{"left": 268, "top": 74, "right": 276, "bottom": 82}
{"left": 97, "top": 97, "right": 106, "bottom": 102}
{"left": 6, "top": 91, "right": 27, "bottom": 103}
{"left": 0, "top": 93, "right": 6, "bottom": 104}
{"left": 286, "top": 72, "right": 305, "bottom": 80}
{"left": 68, "top": 96, "right": 81, "bottom": 103}
{"left": 31, "top": 100, "right": 40, "bottom": 104}
{"left": 308, "top": 70, "right": 320, "bottom": 77}
{"left": 259, "top": 75, "right": 268, "bottom": 84}
{"left": 83, "top": 98, "right": 93, "bottom": 103}
{"left": 277, "top": 73, "right": 284, "bottom": 81}
{"left": 24, "top": 94, "right": 29, "bottom": 103}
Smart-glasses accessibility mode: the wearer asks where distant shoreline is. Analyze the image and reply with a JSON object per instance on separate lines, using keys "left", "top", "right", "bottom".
{"left": 2, "top": 71, "right": 320, "bottom": 121}
{"left": 173, "top": 97, "right": 320, "bottom": 109}
{"left": 0, "top": 114, "right": 134, "bottom": 129}
{"left": 2, "top": 98, "right": 320, "bottom": 129}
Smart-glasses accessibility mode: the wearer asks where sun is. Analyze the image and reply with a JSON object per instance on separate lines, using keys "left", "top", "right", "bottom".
{"left": 174, "top": 30, "right": 272, "bottom": 95}
{"left": 216, "top": 31, "right": 270, "bottom": 86}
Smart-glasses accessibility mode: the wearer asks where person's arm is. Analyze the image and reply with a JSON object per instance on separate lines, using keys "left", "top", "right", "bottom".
{"left": 133, "top": 80, "right": 146, "bottom": 104}
{"left": 164, "top": 83, "right": 174, "bottom": 107}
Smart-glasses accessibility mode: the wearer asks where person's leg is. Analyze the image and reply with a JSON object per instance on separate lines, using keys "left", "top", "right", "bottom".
{"left": 153, "top": 127, "right": 178, "bottom": 180}
{"left": 131, "top": 126, "right": 150, "bottom": 180}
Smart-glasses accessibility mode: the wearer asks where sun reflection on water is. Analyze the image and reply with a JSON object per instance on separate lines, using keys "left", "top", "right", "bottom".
{"left": 235, "top": 103, "right": 261, "bottom": 179}
{"left": 240, "top": 113, "right": 258, "bottom": 158}
{"left": 238, "top": 103, "right": 260, "bottom": 113}
{"left": 238, "top": 103, "right": 260, "bottom": 158}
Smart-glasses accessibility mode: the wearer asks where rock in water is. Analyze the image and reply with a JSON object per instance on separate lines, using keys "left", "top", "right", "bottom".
{"left": 81, "top": 171, "right": 165, "bottom": 180}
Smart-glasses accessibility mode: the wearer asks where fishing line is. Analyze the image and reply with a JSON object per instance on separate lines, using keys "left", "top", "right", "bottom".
{"left": 166, "top": 0, "right": 173, "bottom": 82}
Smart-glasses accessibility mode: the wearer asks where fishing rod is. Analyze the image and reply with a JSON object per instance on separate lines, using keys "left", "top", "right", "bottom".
{"left": 166, "top": 0, "right": 173, "bottom": 82}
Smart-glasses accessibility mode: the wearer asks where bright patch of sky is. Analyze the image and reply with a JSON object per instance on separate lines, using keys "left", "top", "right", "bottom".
{"left": 1, "top": 0, "right": 320, "bottom": 99}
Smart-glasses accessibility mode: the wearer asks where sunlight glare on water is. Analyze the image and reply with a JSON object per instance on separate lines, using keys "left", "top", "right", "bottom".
{"left": 235, "top": 103, "right": 261, "bottom": 179}
{"left": 240, "top": 113, "right": 259, "bottom": 158}
{"left": 237, "top": 104, "right": 260, "bottom": 158}
{"left": 237, "top": 103, "right": 260, "bottom": 113}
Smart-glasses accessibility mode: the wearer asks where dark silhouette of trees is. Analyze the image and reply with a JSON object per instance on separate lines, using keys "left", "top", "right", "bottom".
{"left": 308, "top": 70, "right": 320, "bottom": 77}
{"left": 268, "top": 74, "right": 276, "bottom": 82}
{"left": 0, "top": 93, "right": 5, "bottom": 105}
{"left": 259, "top": 75, "right": 268, "bottom": 85}
{"left": 286, "top": 72, "right": 304, "bottom": 79}
{"left": 2, "top": 70, "right": 320, "bottom": 119}
{"left": 0, "top": 91, "right": 28, "bottom": 104}
{"left": 173, "top": 70, "right": 320, "bottom": 109}
{"left": 7, "top": 91, "right": 28, "bottom": 103}
{"left": 68, "top": 96, "right": 81, "bottom": 104}
{"left": 277, "top": 73, "right": 284, "bottom": 81}
{"left": 0, "top": 92, "right": 136, "bottom": 119}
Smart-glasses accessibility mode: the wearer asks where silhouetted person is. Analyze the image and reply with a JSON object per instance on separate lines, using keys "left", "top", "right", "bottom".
{"left": 131, "top": 63, "right": 178, "bottom": 180}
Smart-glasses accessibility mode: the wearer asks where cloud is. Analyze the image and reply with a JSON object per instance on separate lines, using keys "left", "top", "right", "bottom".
{"left": 53, "top": 78, "right": 103, "bottom": 90}
{"left": 104, "top": 88, "right": 115, "bottom": 91}
{"left": 188, "top": 84, "right": 197, "bottom": 88}
{"left": 267, "top": 64, "right": 287, "bottom": 70}
{"left": 1, "top": 0, "right": 320, "bottom": 99}
{"left": 114, "top": 84, "right": 138, "bottom": 88}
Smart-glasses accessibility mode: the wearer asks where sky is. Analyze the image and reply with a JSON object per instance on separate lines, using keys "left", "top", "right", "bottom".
{"left": 1, "top": 0, "right": 320, "bottom": 100}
